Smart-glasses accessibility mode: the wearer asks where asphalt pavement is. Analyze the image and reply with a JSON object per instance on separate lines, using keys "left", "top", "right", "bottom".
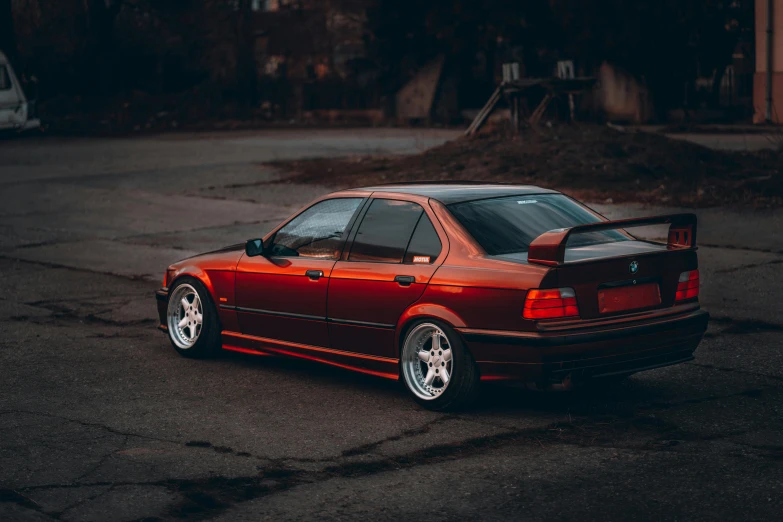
{"left": 637, "top": 125, "right": 782, "bottom": 151}
{"left": 1, "top": 128, "right": 782, "bottom": 521}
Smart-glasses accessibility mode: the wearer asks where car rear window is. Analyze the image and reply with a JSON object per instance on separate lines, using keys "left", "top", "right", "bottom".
{"left": 448, "top": 194, "right": 628, "bottom": 256}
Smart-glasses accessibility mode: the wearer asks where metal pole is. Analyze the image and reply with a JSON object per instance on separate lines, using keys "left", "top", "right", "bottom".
{"left": 766, "top": 0, "right": 774, "bottom": 122}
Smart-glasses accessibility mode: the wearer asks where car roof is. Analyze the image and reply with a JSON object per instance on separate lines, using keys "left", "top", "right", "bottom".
{"left": 349, "top": 182, "right": 559, "bottom": 205}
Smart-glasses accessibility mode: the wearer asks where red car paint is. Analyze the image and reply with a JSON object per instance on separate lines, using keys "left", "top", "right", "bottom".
{"left": 157, "top": 184, "right": 708, "bottom": 386}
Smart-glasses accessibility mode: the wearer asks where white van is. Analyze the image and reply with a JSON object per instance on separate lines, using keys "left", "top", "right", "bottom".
{"left": 0, "top": 51, "right": 40, "bottom": 132}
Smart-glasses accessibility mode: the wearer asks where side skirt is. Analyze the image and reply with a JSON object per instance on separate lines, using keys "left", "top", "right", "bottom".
{"left": 221, "top": 331, "right": 400, "bottom": 380}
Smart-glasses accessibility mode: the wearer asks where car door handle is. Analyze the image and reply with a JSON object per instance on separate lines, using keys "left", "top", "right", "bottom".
{"left": 305, "top": 270, "right": 324, "bottom": 280}
{"left": 394, "top": 275, "right": 415, "bottom": 286}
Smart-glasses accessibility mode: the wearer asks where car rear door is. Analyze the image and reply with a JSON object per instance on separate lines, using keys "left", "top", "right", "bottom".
{"left": 234, "top": 197, "right": 365, "bottom": 347}
{"left": 327, "top": 197, "right": 446, "bottom": 358}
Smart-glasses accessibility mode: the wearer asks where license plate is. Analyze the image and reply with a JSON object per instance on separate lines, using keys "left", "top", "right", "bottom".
{"left": 598, "top": 283, "right": 661, "bottom": 314}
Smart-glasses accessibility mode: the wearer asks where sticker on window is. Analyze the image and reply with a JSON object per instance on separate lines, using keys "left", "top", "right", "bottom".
{"left": 412, "top": 256, "right": 431, "bottom": 263}
{"left": 517, "top": 200, "right": 538, "bottom": 205}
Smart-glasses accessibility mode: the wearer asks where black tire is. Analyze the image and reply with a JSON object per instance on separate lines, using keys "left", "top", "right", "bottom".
{"left": 400, "top": 319, "right": 481, "bottom": 411}
{"left": 166, "top": 277, "right": 222, "bottom": 359}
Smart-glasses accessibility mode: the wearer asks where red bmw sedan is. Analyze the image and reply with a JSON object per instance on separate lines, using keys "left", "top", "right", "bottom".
{"left": 156, "top": 183, "right": 709, "bottom": 410}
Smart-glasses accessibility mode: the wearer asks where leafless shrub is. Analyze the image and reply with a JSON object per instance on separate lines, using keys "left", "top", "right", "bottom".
{"left": 764, "top": 127, "right": 783, "bottom": 151}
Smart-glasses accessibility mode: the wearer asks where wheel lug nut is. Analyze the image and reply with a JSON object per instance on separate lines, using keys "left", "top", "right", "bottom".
{"left": 442, "top": 362, "right": 445, "bottom": 366}
{"left": 436, "top": 369, "right": 439, "bottom": 374}
{"left": 429, "top": 362, "right": 432, "bottom": 367}
{"left": 439, "top": 351, "right": 442, "bottom": 355}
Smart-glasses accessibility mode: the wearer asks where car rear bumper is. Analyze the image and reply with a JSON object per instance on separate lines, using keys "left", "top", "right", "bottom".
{"left": 458, "top": 308, "right": 709, "bottom": 384}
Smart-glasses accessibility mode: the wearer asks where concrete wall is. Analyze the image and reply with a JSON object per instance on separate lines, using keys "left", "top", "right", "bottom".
{"left": 396, "top": 56, "right": 445, "bottom": 122}
{"left": 598, "top": 63, "right": 652, "bottom": 123}
{"left": 754, "top": 0, "right": 783, "bottom": 123}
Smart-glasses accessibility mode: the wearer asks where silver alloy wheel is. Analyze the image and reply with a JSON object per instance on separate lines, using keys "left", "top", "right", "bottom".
{"left": 401, "top": 323, "right": 453, "bottom": 400}
{"left": 167, "top": 283, "right": 203, "bottom": 349}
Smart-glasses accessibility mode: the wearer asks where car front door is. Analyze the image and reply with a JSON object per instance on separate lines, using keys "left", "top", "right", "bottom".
{"left": 327, "top": 197, "right": 445, "bottom": 358}
{"left": 235, "top": 197, "right": 365, "bottom": 347}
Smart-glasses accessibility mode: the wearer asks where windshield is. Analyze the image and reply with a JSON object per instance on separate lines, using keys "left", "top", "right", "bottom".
{"left": 448, "top": 194, "right": 629, "bottom": 256}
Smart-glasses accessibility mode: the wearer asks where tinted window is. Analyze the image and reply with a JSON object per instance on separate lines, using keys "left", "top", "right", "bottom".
{"left": 271, "top": 198, "right": 362, "bottom": 259}
{"left": 448, "top": 194, "right": 628, "bottom": 256}
{"left": 0, "top": 66, "right": 11, "bottom": 91}
{"left": 404, "top": 214, "right": 441, "bottom": 264}
{"left": 349, "top": 199, "right": 423, "bottom": 263}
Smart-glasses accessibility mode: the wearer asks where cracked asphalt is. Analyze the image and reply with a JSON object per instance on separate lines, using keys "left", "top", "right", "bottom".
{"left": 1, "top": 128, "right": 782, "bottom": 521}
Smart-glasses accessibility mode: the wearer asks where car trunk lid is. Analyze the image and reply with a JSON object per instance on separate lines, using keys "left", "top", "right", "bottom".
{"left": 528, "top": 214, "right": 699, "bottom": 320}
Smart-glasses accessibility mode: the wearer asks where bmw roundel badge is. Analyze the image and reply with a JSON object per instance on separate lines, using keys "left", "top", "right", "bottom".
{"left": 629, "top": 261, "right": 639, "bottom": 274}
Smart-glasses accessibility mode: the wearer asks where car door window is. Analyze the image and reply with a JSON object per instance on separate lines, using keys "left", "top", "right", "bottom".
{"left": 0, "top": 66, "right": 11, "bottom": 91}
{"left": 270, "top": 198, "right": 363, "bottom": 259}
{"left": 349, "top": 199, "right": 423, "bottom": 263}
{"left": 404, "top": 214, "right": 442, "bottom": 264}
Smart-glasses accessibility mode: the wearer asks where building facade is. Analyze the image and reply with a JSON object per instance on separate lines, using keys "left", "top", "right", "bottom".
{"left": 755, "top": 0, "right": 783, "bottom": 123}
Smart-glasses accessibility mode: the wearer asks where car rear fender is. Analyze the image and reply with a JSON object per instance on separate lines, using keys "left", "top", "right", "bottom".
{"left": 395, "top": 303, "right": 467, "bottom": 354}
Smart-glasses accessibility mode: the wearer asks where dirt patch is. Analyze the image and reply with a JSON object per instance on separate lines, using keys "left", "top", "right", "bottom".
{"left": 272, "top": 124, "right": 783, "bottom": 207}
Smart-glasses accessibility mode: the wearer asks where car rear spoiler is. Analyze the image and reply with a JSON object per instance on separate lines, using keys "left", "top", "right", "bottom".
{"left": 527, "top": 213, "right": 697, "bottom": 267}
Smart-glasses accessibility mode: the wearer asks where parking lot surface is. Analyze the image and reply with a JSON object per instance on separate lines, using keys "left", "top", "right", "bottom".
{"left": 1, "top": 129, "right": 782, "bottom": 521}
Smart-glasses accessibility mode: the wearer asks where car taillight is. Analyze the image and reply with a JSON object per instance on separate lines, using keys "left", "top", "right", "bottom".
{"left": 676, "top": 270, "right": 699, "bottom": 302}
{"left": 523, "top": 288, "right": 580, "bottom": 320}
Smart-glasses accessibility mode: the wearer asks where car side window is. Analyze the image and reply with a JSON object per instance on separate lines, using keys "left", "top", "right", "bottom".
{"left": 270, "top": 198, "right": 363, "bottom": 259}
{"left": 404, "top": 214, "right": 442, "bottom": 264}
{"left": 349, "top": 199, "right": 423, "bottom": 263}
{"left": 0, "top": 66, "right": 11, "bottom": 91}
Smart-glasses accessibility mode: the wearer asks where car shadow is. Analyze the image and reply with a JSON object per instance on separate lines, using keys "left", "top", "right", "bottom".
{"left": 478, "top": 378, "right": 666, "bottom": 418}
{"left": 220, "top": 349, "right": 669, "bottom": 417}
{"left": 220, "top": 349, "right": 403, "bottom": 393}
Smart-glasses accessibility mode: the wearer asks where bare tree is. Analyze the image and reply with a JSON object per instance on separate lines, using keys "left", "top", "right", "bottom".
{"left": 0, "top": 0, "right": 19, "bottom": 67}
{"left": 80, "top": 0, "right": 124, "bottom": 97}
{"left": 236, "top": 0, "right": 259, "bottom": 107}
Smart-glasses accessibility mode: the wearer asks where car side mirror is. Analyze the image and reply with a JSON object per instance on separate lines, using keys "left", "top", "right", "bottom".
{"left": 245, "top": 238, "right": 265, "bottom": 257}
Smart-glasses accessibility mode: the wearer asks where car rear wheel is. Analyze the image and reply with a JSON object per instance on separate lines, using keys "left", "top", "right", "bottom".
{"left": 400, "top": 320, "right": 480, "bottom": 411}
{"left": 166, "top": 277, "right": 221, "bottom": 358}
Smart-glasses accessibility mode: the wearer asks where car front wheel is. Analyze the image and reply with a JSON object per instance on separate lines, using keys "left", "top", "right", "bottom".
{"left": 400, "top": 320, "right": 480, "bottom": 411}
{"left": 166, "top": 277, "right": 221, "bottom": 358}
